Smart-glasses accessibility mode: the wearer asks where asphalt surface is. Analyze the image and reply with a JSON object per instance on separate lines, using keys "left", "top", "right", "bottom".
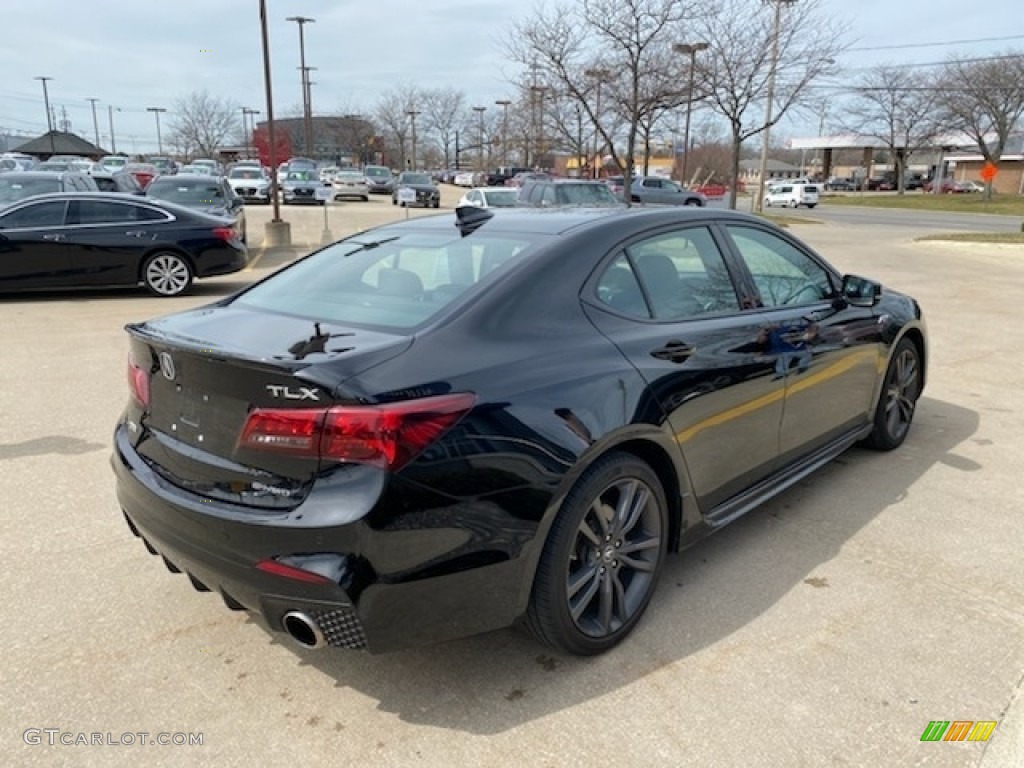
{"left": 766, "top": 198, "right": 1024, "bottom": 233}
{"left": 1, "top": 187, "right": 1021, "bottom": 767}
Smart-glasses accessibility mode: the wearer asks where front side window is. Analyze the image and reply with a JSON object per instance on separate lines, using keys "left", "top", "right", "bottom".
{"left": 723, "top": 225, "right": 834, "bottom": 308}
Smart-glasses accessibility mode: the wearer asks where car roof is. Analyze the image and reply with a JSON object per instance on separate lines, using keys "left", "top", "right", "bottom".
{"left": 0, "top": 170, "right": 86, "bottom": 179}
{"left": 381, "top": 205, "right": 762, "bottom": 237}
{"left": 0, "top": 191, "right": 231, "bottom": 219}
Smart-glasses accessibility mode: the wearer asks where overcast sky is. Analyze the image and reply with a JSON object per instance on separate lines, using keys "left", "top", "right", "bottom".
{"left": 1, "top": 0, "right": 1020, "bottom": 154}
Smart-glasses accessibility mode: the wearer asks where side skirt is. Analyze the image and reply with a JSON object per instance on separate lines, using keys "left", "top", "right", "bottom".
{"left": 702, "top": 426, "right": 872, "bottom": 530}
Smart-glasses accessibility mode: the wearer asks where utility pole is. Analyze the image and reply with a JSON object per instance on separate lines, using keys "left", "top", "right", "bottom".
{"left": 261, "top": 0, "right": 289, "bottom": 242}
{"left": 406, "top": 109, "right": 421, "bottom": 170}
{"left": 242, "top": 107, "right": 260, "bottom": 158}
{"left": 147, "top": 107, "right": 167, "bottom": 155}
{"left": 286, "top": 16, "right": 315, "bottom": 157}
{"left": 472, "top": 106, "right": 487, "bottom": 171}
{"left": 86, "top": 97, "right": 101, "bottom": 148}
{"left": 494, "top": 99, "right": 511, "bottom": 167}
{"left": 108, "top": 105, "right": 120, "bottom": 154}
{"left": 299, "top": 66, "right": 317, "bottom": 154}
{"left": 530, "top": 86, "right": 547, "bottom": 170}
{"left": 755, "top": 0, "right": 798, "bottom": 213}
{"left": 34, "top": 76, "right": 55, "bottom": 154}
{"left": 672, "top": 42, "right": 709, "bottom": 186}
{"left": 584, "top": 68, "right": 610, "bottom": 178}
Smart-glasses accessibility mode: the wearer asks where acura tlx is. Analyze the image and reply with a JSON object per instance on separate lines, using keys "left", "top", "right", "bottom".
{"left": 113, "top": 205, "right": 925, "bottom": 656}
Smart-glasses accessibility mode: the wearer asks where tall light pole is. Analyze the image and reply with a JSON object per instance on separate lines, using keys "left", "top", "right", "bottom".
{"left": 530, "top": 86, "right": 547, "bottom": 170}
{"left": 494, "top": 99, "right": 511, "bottom": 167}
{"left": 261, "top": 0, "right": 289, "bottom": 241}
{"left": 672, "top": 42, "right": 709, "bottom": 186}
{"left": 107, "top": 105, "right": 120, "bottom": 154}
{"left": 286, "top": 15, "right": 315, "bottom": 157}
{"left": 34, "top": 76, "right": 56, "bottom": 154}
{"left": 755, "top": 0, "right": 798, "bottom": 213}
{"left": 472, "top": 106, "right": 487, "bottom": 171}
{"left": 242, "top": 107, "right": 260, "bottom": 158}
{"left": 299, "top": 66, "right": 317, "bottom": 154}
{"left": 406, "top": 109, "right": 421, "bottom": 170}
{"left": 584, "top": 68, "right": 610, "bottom": 178}
{"left": 147, "top": 107, "right": 167, "bottom": 155}
{"left": 86, "top": 97, "right": 101, "bottom": 149}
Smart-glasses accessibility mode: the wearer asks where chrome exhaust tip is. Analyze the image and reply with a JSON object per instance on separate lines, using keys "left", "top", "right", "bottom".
{"left": 281, "top": 611, "right": 326, "bottom": 650}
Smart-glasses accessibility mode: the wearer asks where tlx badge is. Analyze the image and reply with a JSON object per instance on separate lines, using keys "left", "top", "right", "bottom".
{"left": 266, "top": 385, "right": 320, "bottom": 401}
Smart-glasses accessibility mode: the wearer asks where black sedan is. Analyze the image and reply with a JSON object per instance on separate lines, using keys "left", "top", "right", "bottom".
{"left": 0, "top": 192, "right": 247, "bottom": 296}
{"left": 112, "top": 205, "right": 926, "bottom": 655}
{"left": 145, "top": 175, "right": 247, "bottom": 244}
{"left": 391, "top": 171, "right": 441, "bottom": 208}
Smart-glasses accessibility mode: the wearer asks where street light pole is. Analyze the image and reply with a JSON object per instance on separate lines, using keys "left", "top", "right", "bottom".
{"left": 260, "top": 0, "right": 289, "bottom": 241}
{"left": 494, "top": 99, "right": 511, "bottom": 167}
{"left": 672, "top": 42, "right": 709, "bottom": 186}
{"left": 472, "top": 106, "right": 487, "bottom": 171}
{"left": 34, "top": 76, "right": 55, "bottom": 154}
{"left": 147, "top": 107, "right": 167, "bottom": 155}
{"left": 242, "top": 107, "right": 260, "bottom": 158}
{"left": 286, "top": 15, "right": 315, "bottom": 157}
{"left": 755, "top": 0, "right": 797, "bottom": 213}
{"left": 530, "top": 87, "right": 547, "bottom": 170}
{"left": 107, "top": 105, "right": 120, "bottom": 154}
{"left": 584, "top": 68, "right": 610, "bottom": 178}
{"left": 406, "top": 110, "right": 421, "bottom": 170}
{"left": 86, "top": 97, "right": 101, "bottom": 149}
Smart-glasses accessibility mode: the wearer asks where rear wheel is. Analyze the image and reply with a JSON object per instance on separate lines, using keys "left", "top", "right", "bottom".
{"left": 142, "top": 251, "right": 193, "bottom": 297}
{"left": 525, "top": 452, "right": 668, "bottom": 655}
{"left": 865, "top": 338, "right": 922, "bottom": 450}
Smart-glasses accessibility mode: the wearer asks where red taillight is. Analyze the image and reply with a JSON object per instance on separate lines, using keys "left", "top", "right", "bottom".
{"left": 255, "top": 559, "right": 332, "bottom": 584}
{"left": 212, "top": 226, "right": 237, "bottom": 242}
{"left": 238, "top": 392, "right": 476, "bottom": 470}
{"left": 127, "top": 355, "right": 150, "bottom": 407}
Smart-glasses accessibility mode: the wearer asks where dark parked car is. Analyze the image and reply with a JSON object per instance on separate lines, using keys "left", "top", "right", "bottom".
{"left": 824, "top": 177, "right": 856, "bottom": 192}
{"left": 517, "top": 179, "right": 622, "bottom": 207}
{"left": 363, "top": 164, "right": 395, "bottom": 194}
{"left": 627, "top": 176, "right": 706, "bottom": 206}
{"left": 145, "top": 175, "right": 247, "bottom": 244}
{"left": 0, "top": 171, "right": 97, "bottom": 208}
{"left": 0, "top": 192, "right": 247, "bottom": 296}
{"left": 89, "top": 170, "right": 145, "bottom": 195}
{"left": 112, "top": 205, "right": 926, "bottom": 656}
{"left": 392, "top": 171, "right": 440, "bottom": 207}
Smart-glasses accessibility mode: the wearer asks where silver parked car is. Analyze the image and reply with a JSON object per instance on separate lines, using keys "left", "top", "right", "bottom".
{"left": 627, "top": 176, "right": 706, "bottom": 206}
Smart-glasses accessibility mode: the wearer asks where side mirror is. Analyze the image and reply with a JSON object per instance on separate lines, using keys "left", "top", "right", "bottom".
{"left": 840, "top": 274, "right": 882, "bottom": 307}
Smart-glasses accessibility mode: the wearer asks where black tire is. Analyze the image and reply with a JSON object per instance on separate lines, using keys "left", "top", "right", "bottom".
{"left": 432, "top": 200, "right": 440, "bottom": 209}
{"left": 864, "top": 338, "right": 922, "bottom": 450}
{"left": 684, "top": 198, "right": 701, "bottom": 206}
{"left": 525, "top": 452, "right": 668, "bottom": 655}
{"left": 362, "top": 196, "right": 369, "bottom": 202}
{"left": 142, "top": 251, "right": 193, "bottom": 297}
{"left": 807, "top": 203, "right": 817, "bottom": 209}
{"left": 392, "top": 198, "right": 397, "bottom": 206}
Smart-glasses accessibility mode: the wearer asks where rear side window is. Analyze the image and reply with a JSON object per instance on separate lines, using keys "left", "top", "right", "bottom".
{"left": 234, "top": 230, "right": 542, "bottom": 329}
{"left": 595, "top": 226, "right": 740, "bottom": 320}
{"left": 0, "top": 200, "right": 67, "bottom": 229}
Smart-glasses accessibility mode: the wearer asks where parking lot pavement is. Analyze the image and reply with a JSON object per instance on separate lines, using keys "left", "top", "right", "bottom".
{"left": 1, "top": 202, "right": 1022, "bottom": 767}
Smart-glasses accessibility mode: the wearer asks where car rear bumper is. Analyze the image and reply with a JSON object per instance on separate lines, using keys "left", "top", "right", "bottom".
{"left": 111, "top": 425, "right": 529, "bottom": 652}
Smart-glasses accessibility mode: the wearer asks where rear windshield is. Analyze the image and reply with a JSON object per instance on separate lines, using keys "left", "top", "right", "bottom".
{"left": 364, "top": 166, "right": 390, "bottom": 178}
{"left": 230, "top": 169, "right": 263, "bottom": 179}
{"left": 234, "top": 228, "right": 544, "bottom": 329}
{"left": 147, "top": 179, "right": 224, "bottom": 203}
{"left": 0, "top": 177, "right": 59, "bottom": 202}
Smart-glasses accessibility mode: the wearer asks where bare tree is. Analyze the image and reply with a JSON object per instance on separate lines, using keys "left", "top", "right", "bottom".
{"left": 696, "top": 0, "right": 843, "bottom": 207}
{"left": 374, "top": 84, "right": 422, "bottom": 170}
{"left": 842, "top": 65, "right": 941, "bottom": 194}
{"left": 510, "top": 0, "right": 700, "bottom": 202}
{"left": 167, "top": 90, "right": 240, "bottom": 159}
{"left": 421, "top": 87, "right": 466, "bottom": 169}
{"left": 935, "top": 51, "right": 1024, "bottom": 198}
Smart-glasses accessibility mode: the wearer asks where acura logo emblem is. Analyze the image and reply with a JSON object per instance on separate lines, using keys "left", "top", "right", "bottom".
{"left": 159, "top": 352, "right": 176, "bottom": 381}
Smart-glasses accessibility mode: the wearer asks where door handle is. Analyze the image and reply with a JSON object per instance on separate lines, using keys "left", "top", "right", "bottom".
{"left": 42, "top": 233, "right": 65, "bottom": 242}
{"left": 651, "top": 339, "right": 695, "bottom": 363}
{"left": 124, "top": 230, "right": 145, "bottom": 237}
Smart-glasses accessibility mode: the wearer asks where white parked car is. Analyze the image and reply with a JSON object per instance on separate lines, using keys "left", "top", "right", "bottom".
{"left": 319, "top": 166, "right": 340, "bottom": 183}
{"left": 763, "top": 181, "right": 820, "bottom": 209}
{"left": 331, "top": 169, "right": 369, "bottom": 201}
{"left": 457, "top": 186, "right": 519, "bottom": 209}
{"left": 453, "top": 170, "right": 477, "bottom": 187}
{"left": 227, "top": 166, "right": 272, "bottom": 204}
